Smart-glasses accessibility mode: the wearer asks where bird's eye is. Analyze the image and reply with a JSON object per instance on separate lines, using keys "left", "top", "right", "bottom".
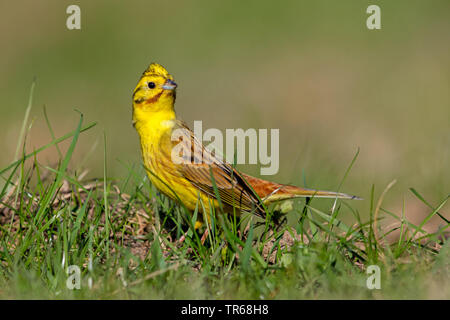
{"left": 148, "top": 82, "right": 156, "bottom": 89}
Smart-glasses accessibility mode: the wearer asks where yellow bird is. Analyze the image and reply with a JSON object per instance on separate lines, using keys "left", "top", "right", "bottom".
{"left": 132, "top": 63, "right": 359, "bottom": 228}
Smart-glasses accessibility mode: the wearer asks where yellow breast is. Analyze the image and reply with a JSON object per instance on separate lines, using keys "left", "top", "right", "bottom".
{"left": 136, "top": 115, "right": 215, "bottom": 214}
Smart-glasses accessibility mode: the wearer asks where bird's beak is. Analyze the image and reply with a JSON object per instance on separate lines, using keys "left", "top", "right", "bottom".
{"left": 162, "top": 79, "right": 177, "bottom": 90}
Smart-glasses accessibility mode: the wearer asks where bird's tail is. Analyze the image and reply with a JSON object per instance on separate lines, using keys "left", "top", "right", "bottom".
{"left": 263, "top": 185, "right": 362, "bottom": 203}
{"left": 239, "top": 173, "right": 362, "bottom": 204}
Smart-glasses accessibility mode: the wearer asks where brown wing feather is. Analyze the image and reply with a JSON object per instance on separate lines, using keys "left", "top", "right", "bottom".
{"left": 172, "top": 121, "right": 265, "bottom": 216}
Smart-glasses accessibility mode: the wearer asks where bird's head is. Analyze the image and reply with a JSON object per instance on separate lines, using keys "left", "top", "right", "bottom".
{"left": 132, "top": 63, "right": 177, "bottom": 116}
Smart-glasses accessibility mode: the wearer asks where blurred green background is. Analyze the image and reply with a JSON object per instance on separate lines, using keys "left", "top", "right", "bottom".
{"left": 1, "top": 0, "right": 448, "bottom": 220}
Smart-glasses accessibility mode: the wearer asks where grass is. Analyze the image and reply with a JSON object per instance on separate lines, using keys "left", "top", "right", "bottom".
{"left": 0, "top": 95, "right": 448, "bottom": 300}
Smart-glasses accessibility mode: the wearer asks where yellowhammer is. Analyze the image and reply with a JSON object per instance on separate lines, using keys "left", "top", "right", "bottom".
{"left": 132, "top": 63, "right": 359, "bottom": 231}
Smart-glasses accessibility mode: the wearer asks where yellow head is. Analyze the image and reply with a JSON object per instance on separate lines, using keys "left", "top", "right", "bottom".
{"left": 132, "top": 63, "right": 177, "bottom": 125}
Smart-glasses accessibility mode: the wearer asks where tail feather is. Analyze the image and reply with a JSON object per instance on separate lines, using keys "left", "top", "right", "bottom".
{"left": 240, "top": 173, "right": 362, "bottom": 204}
{"left": 263, "top": 186, "right": 362, "bottom": 203}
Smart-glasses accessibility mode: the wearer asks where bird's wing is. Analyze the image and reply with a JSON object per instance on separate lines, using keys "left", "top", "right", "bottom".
{"left": 171, "top": 121, "right": 265, "bottom": 216}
